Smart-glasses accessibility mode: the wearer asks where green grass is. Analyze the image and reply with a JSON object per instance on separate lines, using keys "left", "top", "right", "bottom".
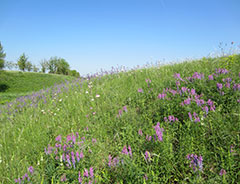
{"left": 0, "top": 71, "right": 76, "bottom": 104}
{"left": 0, "top": 56, "right": 239, "bottom": 183}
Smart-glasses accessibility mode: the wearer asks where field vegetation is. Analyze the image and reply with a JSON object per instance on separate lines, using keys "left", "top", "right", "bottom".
{"left": 0, "top": 71, "right": 75, "bottom": 104}
{"left": 0, "top": 54, "right": 239, "bottom": 183}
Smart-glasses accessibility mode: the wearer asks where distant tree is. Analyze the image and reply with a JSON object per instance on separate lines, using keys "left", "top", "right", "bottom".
{"left": 40, "top": 59, "right": 48, "bottom": 73}
{"left": 0, "top": 42, "right": 6, "bottom": 70}
{"left": 68, "top": 69, "right": 80, "bottom": 77}
{"left": 48, "top": 57, "right": 58, "bottom": 73}
{"left": 17, "top": 53, "right": 28, "bottom": 71}
{"left": 26, "top": 61, "right": 33, "bottom": 72}
{"left": 56, "top": 58, "right": 70, "bottom": 75}
{"left": 47, "top": 57, "right": 70, "bottom": 75}
{"left": 5, "top": 61, "right": 16, "bottom": 70}
{"left": 33, "top": 65, "right": 39, "bottom": 72}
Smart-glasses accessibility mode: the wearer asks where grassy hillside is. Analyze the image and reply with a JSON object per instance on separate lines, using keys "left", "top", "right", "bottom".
{"left": 0, "top": 71, "right": 76, "bottom": 104}
{"left": 0, "top": 55, "right": 239, "bottom": 183}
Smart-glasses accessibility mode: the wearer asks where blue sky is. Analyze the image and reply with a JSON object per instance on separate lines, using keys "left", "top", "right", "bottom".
{"left": 1, "top": 0, "right": 240, "bottom": 75}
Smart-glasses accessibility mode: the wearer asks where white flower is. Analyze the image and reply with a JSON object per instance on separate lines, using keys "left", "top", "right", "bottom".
{"left": 86, "top": 91, "right": 89, "bottom": 94}
{"left": 59, "top": 99, "right": 62, "bottom": 102}
{"left": 96, "top": 94, "right": 100, "bottom": 98}
{"left": 91, "top": 98, "right": 94, "bottom": 101}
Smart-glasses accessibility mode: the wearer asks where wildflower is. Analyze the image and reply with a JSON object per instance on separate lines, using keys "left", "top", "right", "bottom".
{"left": 138, "top": 129, "right": 143, "bottom": 136}
{"left": 217, "top": 83, "right": 223, "bottom": 90}
{"left": 154, "top": 122, "right": 164, "bottom": 141}
{"left": 138, "top": 88, "right": 143, "bottom": 93}
{"left": 96, "top": 94, "right": 100, "bottom": 98}
{"left": 80, "top": 151, "right": 84, "bottom": 159}
{"left": 76, "top": 151, "right": 80, "bottom": 162}
{"left": 108, "top": 155, "right": 112, "bottom": 167}
{"left": 186, "top": 154, "right": 203, "bottom": 172}
{"left": 128, "top": 146, "right": 132, "bottom": 157}
{"left": 176, "top": 81, "right": 180, "bottom": 86}
{"left": 158, "top": 93, "right": 166, "bottom": 99}
{"left": 60, "top": 174, "right": 67, "bottom": 182}
{"left": 28, "top": 166, "right": 34, "bottom": 174}
{"left": 144, "top": 174, "right": 148, "bottom": 181}
{"left": 78, "top": 172, "right": 82, "bottom": 183}
{"left": 145, "top": 151, "right": 150, "bottom": 162}
{"left": 219, "top": 169, "right": 226, "bottom": 176}
{"left": 83, "top": 168, "right": 89, "bottom": 177}
{"left": 118, "top": 109, "right": 123, "bottom": 116}
{"left": 89, "top": 167, "right": 94, "bottom": 178}
{"left": 188, "top": 112, "right": 192, "bottom": 121}
{"left": 122, "top": 145, "right": 128, "bottom": 155}
{"left": 208, "top": 75, "right": 214, "bottom": 80}
{"left": 92, "top": 138, "right": 97, "bottom": 143}
{"left": 123, "top": 105, "right": 127, "bottom": 112}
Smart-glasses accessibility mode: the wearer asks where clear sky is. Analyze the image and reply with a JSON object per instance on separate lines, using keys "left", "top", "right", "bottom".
{"left": 1, "top": 0, "right": 240, "bottom": 75}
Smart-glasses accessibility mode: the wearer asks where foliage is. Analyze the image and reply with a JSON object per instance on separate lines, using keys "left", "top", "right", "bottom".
{"left": 56, "top": 58, "right": 70, "bottom": 75}
{"left": 47, "top": 57, "right": 70, "bottom": 75}
{"left": 0, "top": 41, "right": 6, "bottom": 70}
{"left": 25, "top": 61, "right": 33, "bottom": 72}
{"left": 40, "top": 59, "right": 48, "bottom": 73}
{"left": 0, "top": 55, "right": 239, "bottom": 183}
{"left": 17, "top": 53, "right": 28, "bottom": 71}
{"left": 68, "top": 69, "right": 80, "bottom": 77}
{"left": 0, "top": 71, "right": 75, "bottom": 104}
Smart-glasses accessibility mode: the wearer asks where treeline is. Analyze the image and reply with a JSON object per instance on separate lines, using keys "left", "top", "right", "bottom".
{"left": 0, "top": 42, "right": 80, "bottom": 77}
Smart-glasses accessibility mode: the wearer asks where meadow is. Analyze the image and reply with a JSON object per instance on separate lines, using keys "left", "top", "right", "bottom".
{"left": 0, "top": 71, "right": 75, "bottom": 104}
{"left": 0, "top": 55, "right": 239, "bottom": 183}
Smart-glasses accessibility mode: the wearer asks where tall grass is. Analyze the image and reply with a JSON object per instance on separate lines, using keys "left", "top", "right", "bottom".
{"left": 0, "top": 55, "right": 239, "bottom": 183}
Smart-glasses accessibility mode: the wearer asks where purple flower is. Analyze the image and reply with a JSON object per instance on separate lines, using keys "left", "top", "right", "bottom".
{"left": 60, "top": 174, "right": 67, "bottom": 182}
{"left": 55, "top": 135, "right": 62, "bottom": 142}
{"left": 188, "top": 112, "right": 192, "bottom": 121}
{"left": 208, "top": 75, "right": 214, "bottom": 80}
{"left": 123, "top": 105, "right": 127, "bottom": 112}
{"left": 89, "top": 167, "right": 94, "bottom": 178}
{"left": 203, "top": 106, "right": 209, "bottom": 115}
{"left": 108, "top": 155, "right": 112, "bottom": 167}
{"left": 122, "top": 145, "right": 128, "bottom": 155}
{"left": 138, "top": 88, "right": 143, "bottom": 93}
{"left": 145, "top": 151, "right": 150, "bottom": 162}
{"left": 83, "top": 168, "right": 89, "bottom": 177}
{"left": 28, "top": 166, "right": 34, "bottom": 174}
{"left": 128, "top": 146, "right": 132, "bottom": 157}
{"left": 158, "top": 93, "right": 166, "bottom": 99}
{"left": 219, "top": 169, "right": 226, "bottom": 176}
{"left": 190, "top": 89, "right": 196, "bottom": 95}
{"left": 138, "top": 129, "right": 143, "bottom": 136}
{"left": 78, "top": 172, "right": 82, "bottom": 183}
{"left": 217, "top": 83, "right": 223, "bottom": 90}
{"left": 80, "top": 151, "right": 84, "bottom": 159}
{"left": 154, "top": 122, "right": 164, "bottom": 141}
{"left": 118, "top": 109, "right": 123, "bottom": 116}
{"left": 186, "top": 154, "right": 203, "bottom": 172}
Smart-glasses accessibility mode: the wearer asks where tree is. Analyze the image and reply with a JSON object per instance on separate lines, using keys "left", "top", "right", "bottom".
{"left": 40, "top": 59, "right": 48, "bottom": 73}
{"left": 68, "top": 69, "right": 80, "bottom": 77}
{"left": 48, "top": 57, "right": 58, "bottom": 73}
{"left": 56, "top": 58, "right": 70, "bottom": 75}
{"left": 5, "top": 61, "right": 16, "bottom": 70}
{"left": 17, "top": 53, "right": 28, "bottom": 71}
{"left": 0, "top": 42, "right": 6, "bottom": 70}
{"left": 47, "top": 57, "right": 70, "bottom": 75}
{"left": 32, "top": 65, "right": 39, "bottom": 72}
{"left": 26, "top": 61, "right": 33, "bottom": 72}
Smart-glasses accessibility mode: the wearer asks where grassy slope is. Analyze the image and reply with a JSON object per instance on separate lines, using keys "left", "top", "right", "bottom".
{"left": 0, "top": 71, "right": 75, "bottom": 104}
{"left": 0, "top": 56, "right": 239, "bottom": 183}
